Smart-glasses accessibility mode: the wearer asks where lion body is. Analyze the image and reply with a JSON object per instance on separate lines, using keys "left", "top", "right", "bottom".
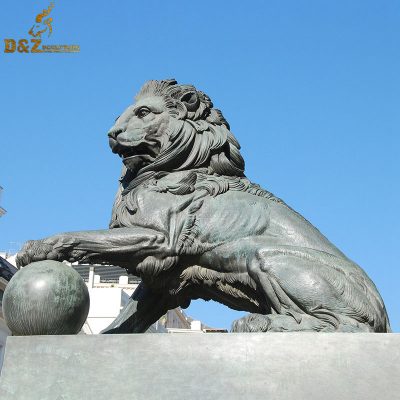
{"left": 17, "top": 79, "right": 391, "bottom": 333}
{"left": 111, "top": 169, "right": 390, "bottom": 332}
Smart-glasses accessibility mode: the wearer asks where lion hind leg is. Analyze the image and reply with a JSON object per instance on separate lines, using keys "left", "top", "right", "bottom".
{"left": 247, "top": 252, "right": 305, "bottom": 316}
{"left": 246, "top": 247, "right": 380, "bottom": 332}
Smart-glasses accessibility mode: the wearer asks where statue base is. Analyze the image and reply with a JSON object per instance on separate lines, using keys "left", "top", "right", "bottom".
{"left": 1, "top": 333, "right": 399, "bottom": 399}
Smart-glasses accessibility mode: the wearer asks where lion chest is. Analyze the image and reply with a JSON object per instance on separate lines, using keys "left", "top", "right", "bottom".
{"left": 115, "top": 179, "right": 273, "bottom": 254}
{"left": 121, "top": 187, "right": 197, "bottom": 248}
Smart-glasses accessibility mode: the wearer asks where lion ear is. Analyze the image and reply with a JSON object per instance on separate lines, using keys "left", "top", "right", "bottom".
{"left": 174, "top": 101, "right": 187, "bottom": 120}
{"left": 180, "top": 91, "right": 199, "bottom": 112}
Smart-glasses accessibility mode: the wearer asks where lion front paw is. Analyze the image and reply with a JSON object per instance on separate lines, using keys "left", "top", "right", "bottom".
{"left": 16, "top": 236, "right": 81, "bottom": 268}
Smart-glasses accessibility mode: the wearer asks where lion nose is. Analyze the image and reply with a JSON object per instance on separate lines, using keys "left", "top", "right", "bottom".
{"left": 107, "top": 127, "right": 124, "bottom": 139}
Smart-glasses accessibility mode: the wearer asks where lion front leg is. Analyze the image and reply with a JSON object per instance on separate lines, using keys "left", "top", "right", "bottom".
{"left": 102, "top": 282, "right": 175, "bottom": 334}
{"left": 16, "top": 227, "right": 169, "bottom": 268}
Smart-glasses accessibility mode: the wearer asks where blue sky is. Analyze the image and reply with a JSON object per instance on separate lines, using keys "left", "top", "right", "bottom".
{"left": 1, "top": 0, "right": 399, "bottom": 331}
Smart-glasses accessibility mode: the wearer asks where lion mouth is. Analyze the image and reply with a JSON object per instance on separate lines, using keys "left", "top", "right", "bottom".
{"left": 111, "top": 141, "right": 158, "bottom": 161}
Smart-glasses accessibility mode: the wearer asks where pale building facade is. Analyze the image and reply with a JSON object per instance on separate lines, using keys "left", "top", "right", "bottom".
{"left": 75, "top": 265, "right": 207, "bottom": 334}
{"left": 0, "top": 256, "right": 17, "bottom": 369}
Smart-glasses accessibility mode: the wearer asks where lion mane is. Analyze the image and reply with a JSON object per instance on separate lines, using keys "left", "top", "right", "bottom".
{"left": 110, "top": 79, "right": 285, "bottom": 228}
{"left": 134, "top": 79, "right": 244, "bottom": 176}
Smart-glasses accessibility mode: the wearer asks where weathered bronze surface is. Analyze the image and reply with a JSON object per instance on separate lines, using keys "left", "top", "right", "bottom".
{"left": 3, "top": 260, "right": 89, "bottom": 335}
{"left": 17, "top": 79, "right": 390, "bottom": 333}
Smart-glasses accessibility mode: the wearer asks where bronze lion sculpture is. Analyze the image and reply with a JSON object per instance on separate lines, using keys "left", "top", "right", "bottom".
{"left": 17, "top": 79, "right": 390, "bottom": 333}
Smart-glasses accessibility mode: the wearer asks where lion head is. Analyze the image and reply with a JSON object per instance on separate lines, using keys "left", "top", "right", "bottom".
{"left": 108, "top": 79, "right": 245, "bottom": 180}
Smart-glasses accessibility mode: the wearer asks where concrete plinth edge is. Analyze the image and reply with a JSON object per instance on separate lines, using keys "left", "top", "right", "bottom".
{"left": 0, "top": 333, "right": 399, "bottom": 400}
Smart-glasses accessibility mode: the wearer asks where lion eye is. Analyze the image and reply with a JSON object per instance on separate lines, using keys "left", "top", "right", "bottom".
{"left": 136, "top": 107, "right": 150, "bottom": 118}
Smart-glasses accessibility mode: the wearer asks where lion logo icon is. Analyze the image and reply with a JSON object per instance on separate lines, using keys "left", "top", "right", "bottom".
{"left": 28, "top": 2, "right": 55, "bottom": 39}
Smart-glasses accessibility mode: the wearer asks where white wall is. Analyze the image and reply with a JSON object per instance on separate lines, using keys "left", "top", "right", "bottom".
{"left": 0, "top": 318, "right": 11, "bottom": 371}
{"left": 84, "top": 285, "right": 136, "bottom": 334}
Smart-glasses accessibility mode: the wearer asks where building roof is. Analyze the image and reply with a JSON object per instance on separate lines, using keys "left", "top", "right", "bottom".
{"left": 73, "top": 264, "right": 140, "bottom": 284}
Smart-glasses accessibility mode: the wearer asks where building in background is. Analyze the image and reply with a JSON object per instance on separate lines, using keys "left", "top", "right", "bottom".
{"left": 74, "top": 264, "right": 167, "bottom": 334}
{"left": 0, "top": 256, "right": 18, "bottom": 369}
{"left": 73, "top": 264, "right": 223, "bottom": 334}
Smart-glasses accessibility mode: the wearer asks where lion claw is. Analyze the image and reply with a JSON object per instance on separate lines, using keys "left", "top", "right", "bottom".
{"left": 16, "top": 236, "right": 79, "bottom": 268}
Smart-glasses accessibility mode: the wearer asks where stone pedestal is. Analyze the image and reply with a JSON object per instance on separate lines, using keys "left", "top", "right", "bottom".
{"left": 0, "top": 333, "right": 399, "bottom": 399}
